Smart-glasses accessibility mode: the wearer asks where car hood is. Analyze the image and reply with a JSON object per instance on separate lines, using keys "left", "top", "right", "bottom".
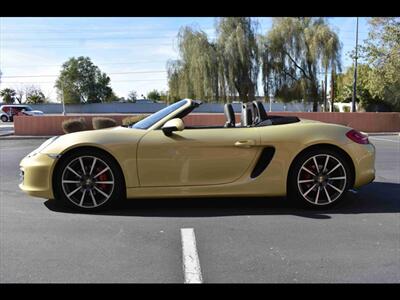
{"left": 41, "top": 126, "right": 147, "bottom": 155}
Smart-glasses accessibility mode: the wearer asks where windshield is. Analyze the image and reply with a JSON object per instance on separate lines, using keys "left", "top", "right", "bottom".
{"left": 132, "top": 99, "right": 188, "bottom": 129}
{"left": 23, "top": 106, "right": 33, "bottom": 111}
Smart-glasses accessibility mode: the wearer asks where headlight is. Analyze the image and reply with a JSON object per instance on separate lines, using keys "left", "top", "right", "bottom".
{"left": 27, "top": 136, "right": 59, "bottom": 158}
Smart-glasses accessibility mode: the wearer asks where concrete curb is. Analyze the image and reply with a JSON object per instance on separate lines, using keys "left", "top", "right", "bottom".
{"left": 364, "top": 132, "right": 400, "bottom": 136}
{"left": 0, "top": 135, "right": 53, "bottom": 140}
{"left": 0, "top": 132, "right": 14, "bottom": 137}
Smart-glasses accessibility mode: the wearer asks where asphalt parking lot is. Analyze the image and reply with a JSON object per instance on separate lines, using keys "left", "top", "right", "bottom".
{"left": 0, "top": 136, "right": 399, "bottom": 283}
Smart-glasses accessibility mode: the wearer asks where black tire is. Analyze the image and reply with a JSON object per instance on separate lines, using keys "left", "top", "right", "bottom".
{"left": 1, "top": 115, "right": 8, "bottom": 122}
{"left": 288, "top": 148, "right": 353, "bottom": 209}
{"left": 53, "top": 148, "right": 125, "bottom": 212}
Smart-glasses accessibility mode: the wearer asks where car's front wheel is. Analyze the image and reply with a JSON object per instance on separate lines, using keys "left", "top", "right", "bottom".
{"left": 53, "top": 149, "right": 124, "bottom": 211}
{"left": 288, "top": 148, "right": 353, "bottom": 208}
{"left": 1, "top": 115, "right": 9, "bottom": 122}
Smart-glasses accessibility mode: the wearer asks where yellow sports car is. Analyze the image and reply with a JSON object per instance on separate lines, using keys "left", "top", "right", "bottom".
{"left": 19, "top": 99, "right": 375, "bottom": 211}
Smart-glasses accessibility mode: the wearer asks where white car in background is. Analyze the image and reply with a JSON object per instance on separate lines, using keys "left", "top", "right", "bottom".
{"left": 0, "top": 104, "right": 44, "bottom": 122}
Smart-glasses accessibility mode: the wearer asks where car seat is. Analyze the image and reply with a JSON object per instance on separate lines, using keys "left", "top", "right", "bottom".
{"left": 224, "top": 103, "right": 236, "bottom": 128}
{"left": 252, "top": 101, "right": 268, "bottom": 124}
{"left": 241, "top": 102, "right": 254, "bottom": 127}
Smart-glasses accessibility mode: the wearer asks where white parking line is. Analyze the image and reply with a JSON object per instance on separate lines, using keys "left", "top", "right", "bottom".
{"left": 181, "top": 228, "right": 203, "bottom": 284}
{"left": 369, "top": 137, "right": 400, "bottom": 143}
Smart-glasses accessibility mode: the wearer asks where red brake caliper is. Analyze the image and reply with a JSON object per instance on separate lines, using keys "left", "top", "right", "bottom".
{"left": 97, "top": 168, "right": 108, "bottom": 191}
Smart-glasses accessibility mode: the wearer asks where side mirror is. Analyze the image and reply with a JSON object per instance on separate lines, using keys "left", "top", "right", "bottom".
{"left": 161, "top": 118, "right": 185, "bottom": 136}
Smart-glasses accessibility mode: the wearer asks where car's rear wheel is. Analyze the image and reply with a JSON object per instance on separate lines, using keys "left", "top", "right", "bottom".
{"left": 288, "top": 148, "right": 353, "bottom": 208}
{"left": 1, "top": 115, "right": 8, "bottom": 122}
{"left": 53, "top": 149, "right": 124, "bottom": 211}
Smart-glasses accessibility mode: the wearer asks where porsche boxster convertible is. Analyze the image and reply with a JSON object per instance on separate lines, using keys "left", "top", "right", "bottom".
{"left": 19, "top": 99, "right": 375, "bottom": 211}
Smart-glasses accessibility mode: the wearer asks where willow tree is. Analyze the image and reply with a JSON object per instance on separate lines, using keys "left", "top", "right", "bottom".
{"left": 262, "top": 17, "right": 341, "bottom": 111}
{"left": 258, "top": 34, "right": 269, "bottom": 101}
{"left": 166, "top": 59, "right": 189, "bottom": 102}
{"left": 167, "top": 26, "right": 219, "bottom": 102}
{"left": 216, "top": 17, "right": 259, "bottom": 102}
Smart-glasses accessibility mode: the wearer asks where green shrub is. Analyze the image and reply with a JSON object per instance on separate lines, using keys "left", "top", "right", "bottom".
{"left": 62, "top": 118, "right": 87, "bottom": 133}
{"left": 122, "top": 115, "right": 147, "bottom": 126}
{"left": 92, "top": 117, "right": 117, "bottom": 129}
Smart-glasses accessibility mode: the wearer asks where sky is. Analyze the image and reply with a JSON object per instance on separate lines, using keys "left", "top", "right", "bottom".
{"left": 0, "top": 17, "right": 370, "bottom": 102}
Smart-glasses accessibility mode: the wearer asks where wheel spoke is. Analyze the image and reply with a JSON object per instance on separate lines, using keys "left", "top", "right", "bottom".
{"left": 95, "top": 181, "right": 114, "bottom": 184}
{"left": 62, "top": 180, "right": 80, "bottom": 184}
{"left": 93, "top": 167, "right": 110, "bottom": 179}
{"left": 89, "top": 158, "right": 97, "bottom": 175}
{"left": 327, "top": 182, "right": 343, "bottom": 193}
{"left": 79, "top": 157, "right": 86, "bottom": 175}
{"left": 329, "top": 176, "right": 346, "bottom": 180}
{"left": 327, "top": 162, "right": 341, "bottom": 175}
{"left": 298, "top": 179, "right": 314, "bottom": 183}
{"left": 67, "top": 186, "right": 81, "bottom": 198}
{"left": 302, "top": 166, "right": 316, "bottom": 176}
{"left": 323, "top": 155, "right": 330, "bottom": 173}
{"left": 79, "top": 190, "right": 86, "bottom": 206}
{"left": 94, "top": 186, "right": 110, "bottom": 198}
{"left": 313, "top": 157, "right": 319, "bottom": 172}
{"left": 67, "top": 166, "right": 81, "bottom": 178}
{"left": 315, "top": 186, "right": 321, "bottom": 204}
{"left": 89, "top": 189, "right": 97, "bottom": 206}
{"left": 303, "top": 184, "right": 317, "bottom": 197}
{"left": 323, "top": 186, "right": 331, "bottom": 202}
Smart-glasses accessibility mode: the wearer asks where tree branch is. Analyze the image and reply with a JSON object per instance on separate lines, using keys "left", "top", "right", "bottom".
{"left": 283, "top": 50, "right": 311, "bottom": 80}
{"left": 282, "top": 70, "right": 298, "bottom": 81}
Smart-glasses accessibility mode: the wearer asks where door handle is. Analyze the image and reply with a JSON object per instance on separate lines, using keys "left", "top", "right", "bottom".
{"left": 234, "top": 140, "right": 255, "bottom": 148}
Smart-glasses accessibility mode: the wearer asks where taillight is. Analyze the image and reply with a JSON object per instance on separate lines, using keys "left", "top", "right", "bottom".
{"left": 346, "top": 129, "right": 369, "bottom": 144}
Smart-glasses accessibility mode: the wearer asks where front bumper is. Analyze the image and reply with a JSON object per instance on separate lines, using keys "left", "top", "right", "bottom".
{"left": 19, "top": 153, "right": 57, "bottom": 199}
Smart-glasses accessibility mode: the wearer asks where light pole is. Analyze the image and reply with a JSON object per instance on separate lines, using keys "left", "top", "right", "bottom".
{"left": 61, "top": 81, "right": 66, "bottom": 115}
{"left": 351, "top": 17, "right": 359, "bottom": 112}
{"left": 269, "top": 93, "right": 273, "bottom": 112}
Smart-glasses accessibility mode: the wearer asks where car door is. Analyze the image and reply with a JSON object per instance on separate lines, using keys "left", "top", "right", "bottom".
{"left": 137, "top": 127, "right": 261, "bottom": 187}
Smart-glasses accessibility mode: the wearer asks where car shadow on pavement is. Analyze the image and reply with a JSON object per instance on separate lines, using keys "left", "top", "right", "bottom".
{"left": 44, "top": 181, "right": 400, "bottom": 219}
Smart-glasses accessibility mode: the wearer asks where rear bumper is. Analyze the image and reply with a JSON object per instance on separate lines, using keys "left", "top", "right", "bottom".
{"left": 345, "top": 142, "right": 375, "bottom": 188}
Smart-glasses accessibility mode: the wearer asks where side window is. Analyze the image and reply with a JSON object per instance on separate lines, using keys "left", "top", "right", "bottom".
{"left": 11, "top": 107, "right": 20, "bottom": 115}
{"left": 3, "top": 107, "right": 10, "bottom": 113}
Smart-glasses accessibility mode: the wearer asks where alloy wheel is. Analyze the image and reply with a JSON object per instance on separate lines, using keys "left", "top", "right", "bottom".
{"left": 61, "top": 156, "right": 115, "bottom": 208}
{"left": 297, "top": 154, "right": 347, "bottom": 205}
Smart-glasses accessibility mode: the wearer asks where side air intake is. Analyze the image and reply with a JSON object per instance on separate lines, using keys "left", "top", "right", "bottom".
{"left": 250, "top": 147, "right": 276, "bottom": 178}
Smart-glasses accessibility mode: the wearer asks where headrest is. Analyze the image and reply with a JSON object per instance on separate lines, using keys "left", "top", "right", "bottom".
{"left": 253, "top": 101, "right": 268, "bottom": 122}
{"left": 224, "top": 103, "right": 235, "bottom": 127}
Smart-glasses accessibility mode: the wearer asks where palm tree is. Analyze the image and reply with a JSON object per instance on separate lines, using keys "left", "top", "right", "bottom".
{"left": 0, "top": 88, "right": 16, "bottom": 104}
{"left": 319, "top": 25, "right": 342, "bottom": 111}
